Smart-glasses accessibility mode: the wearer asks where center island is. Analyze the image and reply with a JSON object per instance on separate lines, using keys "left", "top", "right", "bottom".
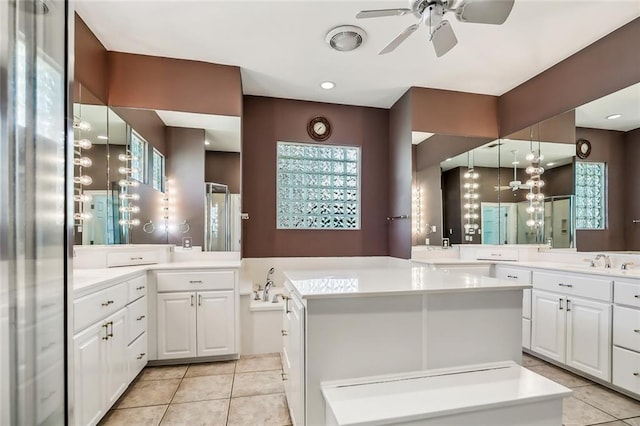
{"left": 280, "top": 266, "right": 531, "bottom": 426}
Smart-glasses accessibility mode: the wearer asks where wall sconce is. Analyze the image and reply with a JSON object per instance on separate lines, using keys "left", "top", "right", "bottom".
{"left": 525, "top": 128, "right": 545, "bottom": 229}
{"left": 412, "top": 184, "right": 422, "bottom": 235}
{"left": 118, "top": 150, "right": 139, "bottom": 227}
{"left": 73, "top": 121, "right": 93, "bottom": 225}
{"left": 463, "top": 152, "right": 479, "bottom": 238}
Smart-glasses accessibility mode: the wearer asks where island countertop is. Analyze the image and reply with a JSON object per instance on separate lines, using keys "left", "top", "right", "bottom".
{"left": 283, "top": 266, "right": 530, "bottom": 300}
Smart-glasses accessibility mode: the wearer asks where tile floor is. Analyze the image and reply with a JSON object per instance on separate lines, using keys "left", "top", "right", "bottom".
{"left": 100, "top": 352, "right": 640, "bottom": 426}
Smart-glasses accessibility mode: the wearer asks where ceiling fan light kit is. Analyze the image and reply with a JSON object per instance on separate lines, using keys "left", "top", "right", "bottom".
{"left": 325, "top": 25, "right": 367, "bottom": 52}
{"left": 356, "top": 0, "right": 515, "bottom": 57}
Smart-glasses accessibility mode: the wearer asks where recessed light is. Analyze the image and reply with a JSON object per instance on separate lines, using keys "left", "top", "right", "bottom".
{"left": 445, "top": 158, "right": 452, "bottom": 162}
{"left": 204, "top": 140, "right": 211, "bottom": 146}
{"left": 321, "top": 81, "right": 335, "bottom": 90}
{"left": 606, "top": 113, "right": 622, "bottom": 120}
{"left": 546, "top": 162, "right": 555, "bottom": 167}
{"left": 97, "top": 135, "right": 108, "bottom": 140}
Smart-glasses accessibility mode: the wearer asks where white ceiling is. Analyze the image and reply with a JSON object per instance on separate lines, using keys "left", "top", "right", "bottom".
{"left": 575, "top": 82, "right": 640, "bottom": 131}
{"left": 411, "top": 131, "right": 434, "bottom": 144}
{"left": 75, "top": 0, "right": 640, "bottom": 109}
{"left": 156, "top": 110, "right": 241, "bottom": 152}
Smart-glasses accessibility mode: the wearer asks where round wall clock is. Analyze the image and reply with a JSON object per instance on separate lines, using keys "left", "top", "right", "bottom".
{"left": 576, "top": 138, "right": 592, "bottom": 159}
{"left": 307, "top": 116, "right": 331, "bottom": 141}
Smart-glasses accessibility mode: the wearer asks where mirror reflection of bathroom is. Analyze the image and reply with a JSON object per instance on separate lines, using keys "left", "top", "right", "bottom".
{"left": 205, "top": 182, "right": 241, "bottom": 252}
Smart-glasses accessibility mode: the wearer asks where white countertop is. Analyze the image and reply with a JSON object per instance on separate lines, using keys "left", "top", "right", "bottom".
{"left": 321, "top": 361, "right": 571, "bottom": 426}
{"left": 284, "top": 267, "right": 530, "bottom": 300}
{"left": 73, "top": 260, "right": 241, "bottom": 298}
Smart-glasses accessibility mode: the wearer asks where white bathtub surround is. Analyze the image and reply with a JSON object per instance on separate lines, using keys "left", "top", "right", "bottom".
{"left": 321, "top": 361, "right": 571, "bottom": 426}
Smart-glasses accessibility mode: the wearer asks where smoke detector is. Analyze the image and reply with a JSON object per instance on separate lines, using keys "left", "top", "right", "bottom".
{"left": 325, "top": 26, "right": 366, "bottom": 52}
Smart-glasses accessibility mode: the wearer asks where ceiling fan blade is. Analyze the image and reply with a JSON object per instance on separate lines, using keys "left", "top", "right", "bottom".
{"left": 356, "top": 8, "right": 412, "bottom": 19}
{"left": 430, "top": 20, "right": 458, "bottom": 57}
{"left": 455, "top": 0, "right": 515, "bottom": 25}
{"left": 378, "top": 24, "right": 420, "bottom": 55}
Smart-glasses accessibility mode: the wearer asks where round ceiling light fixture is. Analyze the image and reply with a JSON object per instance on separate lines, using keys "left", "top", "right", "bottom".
{"left": 320, "top": 81, "right": 335, "bottom": 90}
{"left": 325, "top": 25, "right": 366, "bottom": 52}
{"left": 606, "top": 113, "right": 622, "bottom": 120}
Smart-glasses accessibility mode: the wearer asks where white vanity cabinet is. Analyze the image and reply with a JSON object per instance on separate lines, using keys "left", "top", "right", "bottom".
{"left": 531, "top": 271, "right": 612, "bottom": 381}
{"left": 72, "top": 273, "right": 147, "bottom": 426}
{"left": 282, "top": 281, "right": 305, "bottom": 426}
{"left": 155, "top": 270, "right": 237, "bottom": 361}
{"left": 613, "top": 279, "right": 640, "bottom": 396}
{"left": 494, "top": 265, "right": 532, "bottom": 349}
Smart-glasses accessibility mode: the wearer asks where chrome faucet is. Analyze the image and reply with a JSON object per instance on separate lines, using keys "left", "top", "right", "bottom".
{"left": 263, "top": 279, "right": 274, "bottom": 301}
{"left": 595, "top": 254, "right": 611, "bottom": 269}
{"left": 621, "top": 262, "right": 635, "bottom": 271}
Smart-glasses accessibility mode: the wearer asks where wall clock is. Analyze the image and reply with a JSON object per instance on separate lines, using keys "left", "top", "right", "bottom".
{"left": 307, "top": 116, "right": 331, "bottom": 141}
{"left": 576, "top": 138, "right": 592, "bottom": 159}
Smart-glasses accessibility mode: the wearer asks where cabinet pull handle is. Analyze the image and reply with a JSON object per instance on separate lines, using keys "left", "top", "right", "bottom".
{"left": 558, "top": 283, "right": 573, "bottom": 288}
{"left": 137, "top": 353, "right": 146, "bottom": 360}
{"left": 130, "top": 257, "right": 143, "bottom": 260}
{"left": 559, "top": 298, "right": 564, "bottom": 310}
{"left": 136, "top": 286, "right": 145, "bottom": 291}
{"left": 101, "top": 300, "right": 114, "bottom": 307}
{"left": 107, "top": 321, "right": 114, "bottom": 338}
{"left": 634, "top": 329, "right": 640, "bottom": 333}
{"left": 102, "top": 323, "right": 109, "bottom": 340}
{"left": 566, "top": 299, "right": 571, "bottom": 312}
{"left": 281, "top": 329, "right": 288, "bottom": 336}
{"left": 507, "top": 275, "right": 518, "bottom": 279}
{"left": 282, "top": 295, "right": 291, "bottom": 314}
{"left": 189, "top": 280, "right": 202, "bottom": 284}
{"left": 635, "top": 295, "right": 640, "bottom": 299}
{"left": 198, "top": 295, "right": 202, "bottom": 306}
{"left": 634, "top": 372, "right": 639, "bottom": 377}
{"left": 137, "top": 315, "right": 146, "bottom": 321}
{"left": 281, "top": 372, "right": 288, "bottom": 381}
{"left": 191, "top": 295, "right": 194, "bottom": 306}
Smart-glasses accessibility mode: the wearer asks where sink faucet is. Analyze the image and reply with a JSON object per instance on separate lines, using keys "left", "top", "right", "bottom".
{"left": 595, "top": 254, "right": 611, "bottom": 269}
{"left": 263, "top": 279, "right": 274, "bottom": 301}
{"left": 621, "top": 262, "right": 635, "bottom": 271}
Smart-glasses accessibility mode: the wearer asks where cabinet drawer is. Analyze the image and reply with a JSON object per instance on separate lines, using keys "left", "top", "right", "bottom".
{"left": 533, "top": 271, "right": 612, "bottom": 302}
{"left": 614, "top": 306, "right": 640, "bottom": 352}
{"left": 614, "top": 281, "right": 640, "bottom": 308}
{"left": 156, "top": 270, "right": 235, "bottom": 292}
{"left": 128, "top": 274, "right": 147, "bottom": 303}
{"left": 495, "top": 266, "right": 532, "bottom": 284}
{"left": 107, "top": 251, "right": 158, "bottom": 267}
{"left": 127, "top": 296, "right": 147, "bottom": 344}
{"left": 613, "top": 346, "right": 640, "bottom": 396}
{"left": 128, "top": 333, "right": 148, "bottom": 380}
{"left": 74, "top": 282, "right": 127, "bottom": 332}
{"left": 476, "top": 248, "right": 518, "bottom": 261}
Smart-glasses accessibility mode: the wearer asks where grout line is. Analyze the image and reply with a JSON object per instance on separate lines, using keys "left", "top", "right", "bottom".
{"left": 225, "top": 371, "right": 236, "bottom": 425}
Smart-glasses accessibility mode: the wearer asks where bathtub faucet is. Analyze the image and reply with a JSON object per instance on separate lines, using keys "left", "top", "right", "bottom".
{"left": 263, "top": 279, "right": 274, "bottom": 302}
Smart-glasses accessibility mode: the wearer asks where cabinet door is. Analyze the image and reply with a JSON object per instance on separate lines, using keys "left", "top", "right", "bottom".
{"left": 566, "top": 296, "right": 611, "bottom": 381}
{"left": 284, "top": 293, "right": 305, "bottom": 426}
{"left": 531, "top": 290, "right": 566, "bottom": 362}
{"left": 157, "top": 292, "right": 197, "bottom": 360}
{"left": 196, "top": 290, "right": 236, "bottom": 357}
{"left": 73, "top": 321, "right": 106, "bottom": 426}
{"left": 104, "top": 308, "right": 129, "bottom": 407}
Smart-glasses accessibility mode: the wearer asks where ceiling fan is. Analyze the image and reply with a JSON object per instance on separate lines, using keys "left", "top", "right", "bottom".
{"left": 356, "top": 0, "right": 515, "bottom": 57}
{"left": 495, "top": 150, "right": 530, "bottom": 192}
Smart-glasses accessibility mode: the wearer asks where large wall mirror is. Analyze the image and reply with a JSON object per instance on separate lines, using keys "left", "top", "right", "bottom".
{"left": 412, "top": 81, "right": 640, "bottom": 251}
{"left": 73, "top": 83, "right": 241, "bottom": 251}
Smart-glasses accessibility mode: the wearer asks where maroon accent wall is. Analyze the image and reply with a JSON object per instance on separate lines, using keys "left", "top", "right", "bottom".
{"left": 165, "top": 127, "right": 206, "bottom": 247}
{"left": 74, "top": 14, "right": 108, "bottom": 103}
{"left": 411, "top": 87, "right": 499, "bottom": 138}
{"left": 415, "top": 164, "right": 443, "bottom": 246}
{"left": 544, "top": 163, "right": 574, "bottom": 198}
{"left": 505, "top": 111, "right": 576, "bottom": 144}
{"left": 108, "top": 52, "right": 242, "bottom": 117}
{"left": 242, "top": 96, "right": 389, "bottom": 258}
{"left": 575, "top": 127, "right": 626, "bottom": 252}
{"left": 416, "top": 135, "right": 492, "bottom": 170}
{"left": 624, "top": 128, "right": 640, "bottom": 250}
{"left": 389, "top": 92, "right": 413, "bottom": 258}
{"left": 111, "top": 107, "right": 167, "bottom": 154}
{"left": 205, "top": 151, "right": 241, "bottom": 194}
{"left": 499, "top": 18, "right": 640, "bottom": 136}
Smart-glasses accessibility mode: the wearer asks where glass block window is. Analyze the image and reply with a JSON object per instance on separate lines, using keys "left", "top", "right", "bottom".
{"left": 151, "top": 148, "right": 165, "bottom": 192}
{"left": 575, "top": 162, "right": 606, "bottom": 230}
{"left": 130, "top": 131, "right": 146, "bottom": 183}
{"left": 277, "top": 141, "right": 360, "bottom": 230}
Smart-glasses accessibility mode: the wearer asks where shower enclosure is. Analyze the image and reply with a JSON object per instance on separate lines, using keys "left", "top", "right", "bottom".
{"left": 204, "top": 182, "right": 241, "bottom": 251}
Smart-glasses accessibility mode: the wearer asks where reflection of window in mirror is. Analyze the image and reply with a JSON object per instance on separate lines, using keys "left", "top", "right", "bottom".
{"left": 152, "top": 148, "right": 165, "bottom": 192}
{"left": 130, "top": 130, "right": 147, "bottom": 183}
{"left": 575, "top": 162, "right": 606, "bottom": 230}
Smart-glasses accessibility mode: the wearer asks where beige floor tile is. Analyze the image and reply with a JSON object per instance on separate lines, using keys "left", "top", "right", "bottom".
{"left": 160, "top": 399, "right": 229, "bottom": 426}
{"left": 522, "top": 353, "right": 546, "bottom": 367}
{"left": 172, "top": 374, "right": 234, "bottom": 403}
{"left": 116, "top": 379, "right": 181, "bottom": 409}
{"left": 100, "top": 406, "right": 168, "bottom": 426}
{"left": 596, "top": 422, "right": 630, "bottom": 426}
{"left": 232, "top": 370, "right": 284, "bottom": 398}
{"left": 236, "top": 354, "right": 282, "bottom": 373}
{"left": 185, "top": 361, "right": 236, "bottom": 378}
{"left": 139, "top": 365, "right": 188, "bottom": 381}
{"left": 563, "top": 396, "right": 616, "bottom": 425}
{"left": 625, "top": 417, "right": 640, "bottom": 425}
{"left": 572, "top": 386, "right": 640, "bottom": 419}
{"left": 228, "top": 393, "right": 291, "bottom": 426}
{"left": 527, "top": 364, "right": 592, "bottom": 388}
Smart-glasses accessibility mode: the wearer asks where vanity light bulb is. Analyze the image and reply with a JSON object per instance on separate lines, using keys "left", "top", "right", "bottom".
{"left": 464, "top": 213, "right": 471, "bottom": 219}
{"left": 472, "top": 193, "right": 479, "bottom": 199}
{"left": 74, "top": 157, "right": 92, "bottom": 167}
{"left": 119, "top": 179, "right": 139, "bottom": 187}
{"left": 472, "top": 183, "right": 479, "bottom": 189}
{"left": 526, "top": 180, "right": 534, "bottom": 187}
{"left": 118, "top": 153, "right": 135, "bottom": 162}
{"left": 472, "top": 173, "right": 479, "bottom": 179}
{"left": 74, "top": 139, "right": 92, "bottom": 150}
{"left": 74, "top": 212, "right": 93, "bottom": 220}
{"left": 74, "top": 175, "right": 92, "bottom": 186}
{"left": 536, "top": 206, "right": 544, "bottom": 213}
{"left": 525, "top": 152, "right": 535, "bottom": 161}
{"left": 525, "top": 166, "right": 535, "bottom": 174}
{"left": 526, "top": 206, "right": 535, "bottom": 213}
{"left": 536, "top": 193, "right": 545, "bottom": 201}
{"left": 526, "top": 219, "right": 536, "bottom": 227}
{"left": 526, "top": 192, "right": 535, "bottom": 201}
{"left": 472, "top": 214, "right": 479, "bottom": 220}
{"left": 74, "top": 194, "right": 93, "bottom": 202}
{"left": 464, "top": 183, "right": 471, "bottom": 189}
{"left": 473, "top": 224, "right": 479, "bottom": 230}
{"left": 537, "top": 180, "right": 545, "bottom": 188}
{"left": 536, "top": 167, "right": 545, "bottom": 175}
{"left": 464, "top": 203, "right": 471, "bottom": 209}
{"left": 463, "top": 193, "right": 471, "bottom": 199}
{"left": 463, "top": 172, "right": 471, "bottom": 179}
